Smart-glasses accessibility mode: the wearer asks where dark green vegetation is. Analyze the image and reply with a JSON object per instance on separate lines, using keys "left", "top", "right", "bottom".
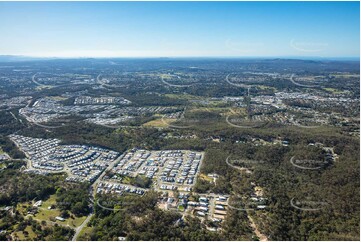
{"left": 55, "top": 183, "right": 91, "bottom": 217}
{"left": 0, "top": 212, "right": 74, "bottom": 240}
{"left": 0, "top": 136, "right": 25, "bottom": 159}
{"left": 0, "top": 110, "right": 26, "bottom": 159}
{"left": 0, "top": 110, "right": 25, "bottom": 136}
{"left": 195, "top": 127, "right": 360, "bottom": 241}
{"left": 129, "top": 175, "right": 152, "bottom": 189}
{"left": 0, "top": 163, "right": 91, "bottom": 240}
{"left": 0, "top": 169, "right": 58, "bottom": 206}
{"left": 0, "top": 165, "right": 92, "bottom": 217}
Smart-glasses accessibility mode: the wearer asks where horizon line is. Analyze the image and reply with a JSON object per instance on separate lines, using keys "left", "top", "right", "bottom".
{"left": 0, "top": 54, "right": 360, "bottom": 60}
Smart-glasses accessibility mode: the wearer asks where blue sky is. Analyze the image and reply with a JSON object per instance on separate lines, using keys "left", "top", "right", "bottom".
{"left": 0, "top": 1, "right": 359, "bottom": 58}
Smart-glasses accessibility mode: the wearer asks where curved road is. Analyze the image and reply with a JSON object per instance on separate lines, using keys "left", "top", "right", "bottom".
{"left": 225, "top": 156, "right": 252, "bottom": 173}
{"left": 32, "top": 73, "right": 45, "bottom": 87}
{"left": 20, "top": 110, "right": 64, "bottom": 129}
{"left": 225, "top": 74, "right": 251, "bottom": 88}
{"left": 289, "top": 74, "right": 317, "bottom": 88}
{"left": 97, "top": 74, "right": 125, "bottom": 88}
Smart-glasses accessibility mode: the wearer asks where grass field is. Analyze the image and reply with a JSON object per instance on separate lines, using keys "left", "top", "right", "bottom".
{"left": 165, "top": 93, "right": 202, "bottom": 100}
{"left": 323, "top": 87, "right": 347, "bottom": 94}
{"left": 256, "top": 85, "right": 277, "bottom": 91}
{"left": 18, "top": 194, "right": 87, "bottom": 228}
{"left": 143, "top": 118, "right": 176, "bottom": 128}
{"left": 14, "top": 225, "right": 37, "bottom": 240}
{"left": 35, "top": 85, "right": 54, "bottom": 90}
{"left": 199, "top": 173, "right": 213, "bottom": 182}
{"left": 226, "top": 107, "right": 247, "bottom": 116}
{"left": 189, "top": 107, "right": 230, "bottom": 113}
{"left": 34, "top": 207, "right": 60, "bottom": 221}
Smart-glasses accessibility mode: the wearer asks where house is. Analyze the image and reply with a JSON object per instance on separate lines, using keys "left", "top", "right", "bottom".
{"left": 188, "top": 201, "right": 199, "bottom": 206}
{"left": 33, "top": 200, "right": 42, "bottom": 207}
{"left": 198, "top": 207, "right": 208, "bottom": 212}
{"left": 217, "top": 196, "right": 227, "bottom": 202}
{"left": 215, "top": 205, "right": 225, "bottom": 210}
{"left": 55, "top": 216, "right": 65, "bottom": 221}
{"left": 257, "top": 205, "right": 267, "bottom": 209}
{"left": 199, "top": 197, "right": 208, "bottom": 203}
{"left": 199, "top": 202, "right": 209, "bottom": 207}
{"left": 196, "top": 211, "right": 206, "bottom": 217}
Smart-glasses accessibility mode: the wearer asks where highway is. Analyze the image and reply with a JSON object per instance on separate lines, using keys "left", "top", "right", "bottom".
{"left": 289, "top": 74, "right": 317, "bottom": 88}
{"left": 32, "top": 73, "right": 44, "bottom": 87}
{"left": 225, "top": 73, "right": 251, "bottom": 88}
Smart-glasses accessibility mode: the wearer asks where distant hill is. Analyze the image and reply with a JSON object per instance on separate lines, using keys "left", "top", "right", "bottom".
{"left": 0, "top": 55, "right": 57, "bottom": 62}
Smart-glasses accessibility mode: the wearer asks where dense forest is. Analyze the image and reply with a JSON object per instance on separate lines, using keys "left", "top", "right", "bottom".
{"left": 0, "top": 169, "right": 59, "bottom": 206}
{"left": 55, "top": 183, "right": 91, "bottom": 217}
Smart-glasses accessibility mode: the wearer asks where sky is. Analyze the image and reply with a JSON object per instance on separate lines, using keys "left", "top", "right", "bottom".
{"left": 0, "top": 1, "right": 359, "bottom": 58}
